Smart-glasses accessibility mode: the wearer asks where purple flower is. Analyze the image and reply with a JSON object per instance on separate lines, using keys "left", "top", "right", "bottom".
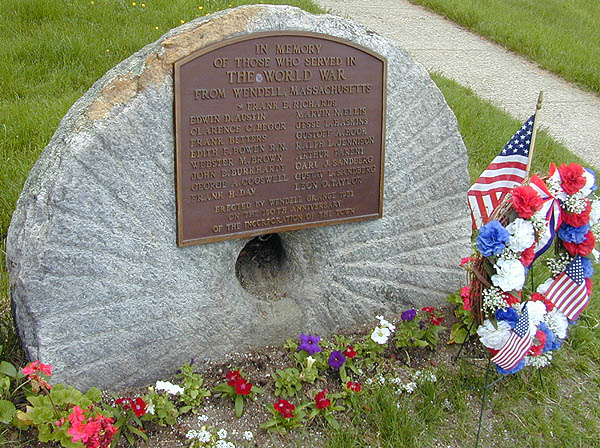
{"left": 401, "top": 309, "right": 417, "bottom": 321}
{"left": 298, "top": 333, "right": 322, "bottom": 355}
{"left": 476, "top": 220, "right": 510, "bottom": 257}
{"left": 328, "top": 350, "right": 346, "bottom": 370}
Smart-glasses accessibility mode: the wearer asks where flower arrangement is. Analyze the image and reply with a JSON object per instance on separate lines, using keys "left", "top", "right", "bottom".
{"left": 463, "top": 162, "right": 599, "bottom": 374}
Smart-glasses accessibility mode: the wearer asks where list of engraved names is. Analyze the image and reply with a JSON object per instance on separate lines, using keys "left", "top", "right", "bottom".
{"left": 175, "top": 32, "right": 386, "bottom": 246}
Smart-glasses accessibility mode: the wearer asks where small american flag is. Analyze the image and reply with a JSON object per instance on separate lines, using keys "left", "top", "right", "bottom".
{"left": 546, "top": 256, "right": 589, "bottom": 321}
{"left": 467, "top": 116, "right": 534, "bottom": 229}
{"left": 491, "top": 303, "right": 534, "bottom": 370}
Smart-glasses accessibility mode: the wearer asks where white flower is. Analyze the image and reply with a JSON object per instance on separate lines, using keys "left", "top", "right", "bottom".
{"left": 217, "top": 428, "right": 228, "bottom": 440}
{"left": 215, "top": 441, "right": 235, "bottom": 448}
{"left": 186, "top": 430, "right": 199, "bottom": 440}
{"left": 525, "top": 353, "right": 553, "bottom": 368}
{"left": 402, "top": 382, "right": 417, "bottom": 393}
{"left": 526, "top": 301, "right": 547, "bottom": 328}
{"left": 155, "top": 380, "right": 184, "bottom": 395}
{"left": 365, "top": 378, "right": 373, "bottom": 385}
{"left": 197, "top": 414, "right": 209, "bottom": 423}
{"left": 536, "top": 278, "right": 554, "bottom": 295}
{"left": 145, "top": 399, "right": 155, "bottom": 415}
{"left": 390, "top": 377, "right": 403, "bottom": 385}
{"left": 477, "top": 319, "right": 512, "bottom": 350}
{"left": 370, "top": 326, "right": 391, "bottom": 344}
{"left": 545, "top": 308, "right": 569, "bottom": 339}
{"left": 506, "top": 218, "right": 535, "bottom": 252}
{"left": 377, "top": 375, "right": 386, "bottom": 385}
{"left": 306, "top": 356, "right": 315, "bottom": 370}
{"left": 491, "top": 258, "right": 526, "bottom": 292}
{"left": 375, "top": 314, "right": 384, "bottom": 321}
{"left": 197, "top": 429, "right": 211, "bottom": 443}
{"left": 377, "top": 316, "right": 396, "bottom": 332}
{"left": 243, "top": 431, "right": 253, "bottom": 441}
{"left": 590, "top": 200, "right": 600, "bottom": 226}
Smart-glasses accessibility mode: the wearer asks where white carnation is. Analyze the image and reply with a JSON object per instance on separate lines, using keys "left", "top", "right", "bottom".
{"left": 477, "top": 319, "right": 512, "bottom": 350}
{"left": 590, "top": 200, "right": 600, "bottom": 226}
{"left": 536, "top": 278, "right": 554, "bottom": 295}
{"left": 545, "top": 308, "right": 569, "bottom": 339}
{"left": 491, "top": 258, "right": 526, "bottom": 292}
{"left": 526, "top": 300, "right": 547, "bottom": 328}
{"left": 506, "top": 218, "right": 535, "bottom": 252}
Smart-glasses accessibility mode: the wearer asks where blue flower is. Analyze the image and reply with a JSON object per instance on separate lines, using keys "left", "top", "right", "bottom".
{"left": 538, "top": 322, "right": 561, "bottom": 352}
{"left": 476, "top": 220, "right": 510, "bottom": 257}
{"left": 495, "top": 307, "right": 519, "bottom": 328}
{"left": 581, "top": 256, "right": 594, "bottom": 278}
{"left": 558, "top": 223, "right": 590, "bottom": 243}
{"left": 496, "top": 358, "right": 525, "bottom": 375}
{"left": 584, "top": 168, "right": 597, "bottom": 191}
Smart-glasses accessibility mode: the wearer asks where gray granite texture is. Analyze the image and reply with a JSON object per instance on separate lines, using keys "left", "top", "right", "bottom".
{"left": 6, "top": 5, "right": 472, "bottom": 390}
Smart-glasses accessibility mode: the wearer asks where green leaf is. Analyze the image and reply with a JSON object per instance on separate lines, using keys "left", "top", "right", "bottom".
{"left": 0, "top": 399, "right": 16, "bottom": 424}
{"left": 84, "top": 387, "right": 102, "bottom": 403}
{"left": 325, "top": 414, "right": 340, "bottom": 430}
{"left": 179, "top": 405, "right": 192, "bottom": 414}
{"left": 0, "top": 361, "right": 17, "bottom": 379}
{"left": 235, "top": 394, "right": 244, "bottom": 418}
{"left": 339, "top": 365, "right": 348, "bottom": 383}
{"left": 127, "top": 424, "right": 149, "bottom": 441}
{"left": 448, "top": 323, "right": 468, "bottom": 344}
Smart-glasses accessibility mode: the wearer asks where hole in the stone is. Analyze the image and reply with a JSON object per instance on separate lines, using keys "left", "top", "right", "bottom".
{"left": 235, "top": 233, "right": 287, "bottom": 300}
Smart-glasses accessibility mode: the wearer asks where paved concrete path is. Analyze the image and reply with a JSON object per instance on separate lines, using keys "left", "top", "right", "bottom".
{"left": 315, "top": 0, "right": 600, "bottom": 170}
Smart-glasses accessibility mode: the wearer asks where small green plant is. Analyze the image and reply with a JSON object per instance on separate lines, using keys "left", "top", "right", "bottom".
{"left": 260, "top": 398, "right": 308, "bottom": 435}
{"left": 394, "top": 308, "right": 446, "bottom": 350}
{"left": 141, "top": 385, "right": 181, "bottom": 426}
{"left": 108, "top": 396, "right": 150, "bottom": 446}
{"left": 273, "top": 368, "right": 303, "bottom": 398}
{"left": 176, "top": 363, "right": 211, "bottom": 413}
{"left": 0, "top": 360, "right": 23, "bottom": 425}
{"left": 213, "top": 370, "right": 262, "bottom": 418}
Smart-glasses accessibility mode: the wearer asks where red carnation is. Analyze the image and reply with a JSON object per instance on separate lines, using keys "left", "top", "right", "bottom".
{"left": 343, "top": 346, "right": 357, "bottom": 359}
{"left": 520, "top": 246, "right": 535, "bottom": 267}
{"left": 562, "top": 200, "right": 591, "bottom": 227}
{"left": 529, "top": 329, "right": 547, "bottom": 357}
{"left": 586, "top": 278, "right": 593, "bottom": 295}
{"left": 558, "top": 163, "right": 586, "bottom": 194}
{"left": 315, "top": 389, "right": 331, "bottom": 410}
{"left": 234, "top": 378, "right": 252, "bottom": 396}
{"left": 511, "top": 185, "right": 543, "bottom": 218}
{"left": 487, "top": 347, "right": 499, "bottom": 356}
{"left": 562, "top": 231, "right": 596, "bottom": 256}
{"left": 530, "top": 292, "right": 554, "bottom": 311}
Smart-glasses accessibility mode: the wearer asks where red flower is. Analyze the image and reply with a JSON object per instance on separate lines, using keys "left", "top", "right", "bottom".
{"left": 562, "top": 200, "right": 591, "bottom": 227}
{"left": 562, "top": 231, "right": 596, "bottom": 256}
{"left": 274, "top": 399, "right": 295, "bottom": 418}
{"left": 421, "top": 306, "right": 435, "bottom": 314}
{"left": 511, "top": 185, "right": 543, "bottom": 219}
{"left": 558, "top": 163, "right": 586, "bottom": 194}
{"left": 347, "top": 381, "right": 361, "bottom": 392}
{"left": 460, "top": 257, "right": 473, "bottom": 267}
{"left": 520, "top": 246, "right": 535, "bottom": 267}
{"left": 343, "top": 346, "right": 357, "bottom": 359}
{"left": 487, "top": 347, "right": 499, "bottom": 356}
{"left": 132, "top": 398, "right": 146, "bottom": 417}
{"left": 226, "top": 370, "right": 243, "bottom": 386}
{"left": 586, "top": 278, "right": 593, "bottom": 295}
{"left": 115, "top": 397, "right": 132, "bottom": 409}
{"left": 234, "top": 378, "right": 252, "bottom": 396}
{"left": 315, "top": 389, "right": 331, "bottom": 410}
{"left": 460, "top": 286, "right": 472, "bottom": 310}
{"left": 503, "top": 293, "right": 521, "bottom": 306}
{"left": 528, "top": 329, "right": 546, "bottom": 357}
{"left": 530, "top": 292, "right": 554, "bottom": 312}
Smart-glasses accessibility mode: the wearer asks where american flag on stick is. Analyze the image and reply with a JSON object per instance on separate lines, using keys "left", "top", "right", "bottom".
{"left": 467, "top": 116, "right": 534, "bottom": 229}
{"left": 545, "top": 256, "right": 589, "bottom": 321}
{"left": 491, "top": 303, "right": 534, "bottom": 370}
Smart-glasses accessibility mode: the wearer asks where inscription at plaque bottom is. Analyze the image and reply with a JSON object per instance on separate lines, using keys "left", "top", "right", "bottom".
{"left": 175, "top": 31, "right": 386, "bottom": 246}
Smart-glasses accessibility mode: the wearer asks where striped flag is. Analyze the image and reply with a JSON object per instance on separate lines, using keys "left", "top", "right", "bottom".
{"left": 491, "top": 303, "right": 534, "bottom": 370}
{"left": 545, "top": 256, "right": 589, "bottom": 321}
{"left": 467, "top": 116, "right": 534, "bottom": 229}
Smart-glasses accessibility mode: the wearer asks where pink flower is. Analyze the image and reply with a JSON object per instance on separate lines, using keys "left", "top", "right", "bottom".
{"left": 460, "top": 257, "right": 473, "bottom": 267}
{"left": 460, "top": 286, "right": 471, "bottom": 310}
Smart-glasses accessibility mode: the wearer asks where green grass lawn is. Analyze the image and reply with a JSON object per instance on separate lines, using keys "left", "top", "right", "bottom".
{"left": 1, "top": 1, "right": 599, "bottom": 446}
{"left": 409, "top": 0, "right": 600, "bottom": 96}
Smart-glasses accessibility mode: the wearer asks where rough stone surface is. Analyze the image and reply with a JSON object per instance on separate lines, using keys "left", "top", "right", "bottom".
{"left": 6, "top": 5, "right": 472, "bottom": 390}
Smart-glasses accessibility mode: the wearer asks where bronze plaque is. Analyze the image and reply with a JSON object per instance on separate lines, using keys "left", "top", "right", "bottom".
{"left": 175, "top": 32, "right": 386, "bottom": 246}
